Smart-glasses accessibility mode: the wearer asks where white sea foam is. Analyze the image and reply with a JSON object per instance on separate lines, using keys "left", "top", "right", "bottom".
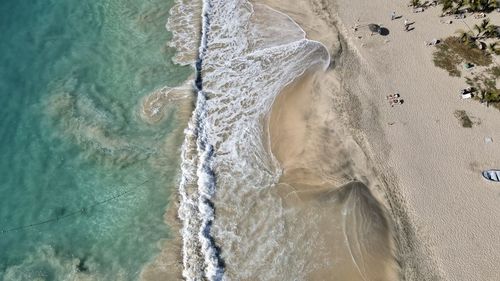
{"left": 166, "top": 0, "right": 202, "bottom": 65}
{"left": 139, "top": 86, "right": 192, "bottom": 124}
{"left": 174, "top": 0, "right": 330, "bottom": 280}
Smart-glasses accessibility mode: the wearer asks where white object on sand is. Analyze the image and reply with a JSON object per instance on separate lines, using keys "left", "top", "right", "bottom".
{"left": 482, "top": 170, "right": 500, "bottom": 182}
{"left": 461, "top": 93, "right": 472, "bottom": 99}
{"left": 425, "top": 38, "right": 440, "bottom": 46}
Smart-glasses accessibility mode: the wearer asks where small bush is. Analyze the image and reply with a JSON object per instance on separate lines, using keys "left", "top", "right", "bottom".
{"left": 433, "top": 43, "right": 462, "bottom": 76}
{"left": 467, "top": 66, "right": 500, "bottom": 109}
{"left": 433, "top": 37, "right": 493, "bottom": 76}
{"left": 484, "top": 91, "right": 500, "bottom": 102}
{"left": 489, "top": 66, "right": 500, "bottom": 78}
{"left": 446, "top": 37, "right": 492, "bottom": 67}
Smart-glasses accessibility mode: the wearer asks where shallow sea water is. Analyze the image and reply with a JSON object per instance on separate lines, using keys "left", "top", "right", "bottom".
{"left": 0, "top": 0, "right": 191, "bottom": 280}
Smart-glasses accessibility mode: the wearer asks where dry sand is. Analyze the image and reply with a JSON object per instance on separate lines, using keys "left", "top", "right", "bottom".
{"left": 265, "top": 0, "right": 500, "bottom": 280}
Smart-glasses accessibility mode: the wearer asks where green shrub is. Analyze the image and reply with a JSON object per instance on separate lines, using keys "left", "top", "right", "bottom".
{"left": 433, "top": 37, "right": 493, "bottom": 76}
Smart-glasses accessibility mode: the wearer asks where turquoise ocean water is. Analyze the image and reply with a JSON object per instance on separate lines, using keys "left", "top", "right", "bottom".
{"left": 0, "top": 0, "right": 191, "bottom": 280}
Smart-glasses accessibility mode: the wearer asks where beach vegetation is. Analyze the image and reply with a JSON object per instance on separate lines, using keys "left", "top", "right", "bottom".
{"left": 454, "top": 110, "right": 473, "bottom": 127}
{"left": 466, "top": 0, "right": 498, "bottom": 12}
{"left": 472, "top": 18, "right": 498, "bottom": 39}
{"left": 439, "top": 0, "right": 465, "bottom": 13}
{"left": 439, "top": 0, "right": 498, "bottom": 13}
{"left": 433, "top": 40, "right": 463, "bottom": 76}
{"left": 455, "top": 19, "right": 499, "bottom": 48}
{"left": 435, "top": 2, "right": 499, "bottom": 109}
{"left": 488, "top": 42, "right": 500, "bottom": 55}
{"left": 454, "top": 0, "right": 466, "bottom": 12}
{"left": 433, "top": 36, "right": 492, "bottom": 76}
{"left": 489, "top": 65, "right": 500, "bottom": 77}
{"left": 451, "top": 38, "right": 492, "bottom": 66}
{"left": 466, "top": 67, "right": 500, "bottom": 108}
{"left": 410, "top": 0, "right": 422, "bottom": 7}
{"left": 440, "top": 0, "right": 454, "bottom": 12}
{"left": 455, "top": 29, "right": 475, "bottom": 45}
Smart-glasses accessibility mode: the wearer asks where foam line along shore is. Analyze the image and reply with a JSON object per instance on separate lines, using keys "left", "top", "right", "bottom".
{"left": 170, "top": 0, "right": 350, "bottom": 279}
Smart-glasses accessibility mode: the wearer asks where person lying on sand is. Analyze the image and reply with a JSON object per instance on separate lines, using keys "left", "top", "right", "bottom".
{"left": 404, "top": 19, "right": 413, "bottom": 31}
{"left": 386, "top": 93, "right": 400, "bottom": 100}
{"left": 387, "top": 93, "right": 404, "bottom": 107}
{"left": 474, "top": 13, "right": 486, "bottom": 19}
{"left": 440, "top": 19, "right": 452, "bottom": 24}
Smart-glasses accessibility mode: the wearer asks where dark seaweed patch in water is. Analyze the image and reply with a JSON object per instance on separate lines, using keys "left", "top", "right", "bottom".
{"left": 53, "top": 207, "right": 67, "bottom": 218}
{"left": 76, "top": 257, "right": 89, "bottom": 272}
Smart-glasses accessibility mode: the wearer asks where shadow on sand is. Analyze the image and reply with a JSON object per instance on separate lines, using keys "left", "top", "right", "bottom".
{"left": 379, "top": 27, "right": 390, "bottom": 36}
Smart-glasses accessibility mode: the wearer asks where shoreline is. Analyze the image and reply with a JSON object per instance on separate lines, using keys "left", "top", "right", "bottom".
{"left": 144, "top": 0, "right": 500, "bottom": 279}
{"left": 262, "top": 0, "right": 404, "bottom": 279}
{"left": 268, "top": 70, "right": 401, "bottom": 280}
{"left": 266, "top": 1, "right": 439, "bottom": 280}
{"left": 139, "top": 90, "right": 195, "bottom": 281}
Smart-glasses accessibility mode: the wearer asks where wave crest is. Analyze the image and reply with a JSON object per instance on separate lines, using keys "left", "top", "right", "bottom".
{"left": 176, "top": 0, "right": 330, "bottom": 280}
{"left": 166, "top": 0, "right": 203, "bottom": 65}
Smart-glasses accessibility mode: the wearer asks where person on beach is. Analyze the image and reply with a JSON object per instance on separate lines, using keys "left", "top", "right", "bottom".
{"left": 404, "top": 19, "right": 409, "bottom": 31}
{"left": 387, "top": 93, "right": 403, "bottom": 107}
{"left": 391, "top": 11, "right": 396, "bottom": 20}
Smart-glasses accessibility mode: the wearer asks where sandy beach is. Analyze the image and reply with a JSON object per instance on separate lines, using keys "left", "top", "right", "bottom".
{"left": 265, "top": 0, "right": 500, "bottom": 280}
{"left": 136, "top": 0, "right": 500, "bottom": 279}
{"left": 268, "top": 70, "right": 400, "bottom": 280}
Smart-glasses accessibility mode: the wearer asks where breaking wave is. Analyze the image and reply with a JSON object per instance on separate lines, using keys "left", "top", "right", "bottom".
{"left": 166, "top": 0, "right": 203, "bottom": 65}
{"left": 175, "top": 0, "right": 330, "bottom": 280}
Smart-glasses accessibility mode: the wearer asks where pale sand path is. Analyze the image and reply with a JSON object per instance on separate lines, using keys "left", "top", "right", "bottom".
{"left": 265, "top": 0, "right": 500, "bottom": 280}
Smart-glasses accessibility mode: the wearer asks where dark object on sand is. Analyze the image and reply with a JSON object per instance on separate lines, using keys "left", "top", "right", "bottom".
{"left": 426, "top": 38, "right": 441, "bottom": 46}
{"left": 368, "top": 24, "right": 389, "bottom": 36}
{"left": 379, "top": 27, "right": 390, "bottom": 36}
{"left": 464, "top": 62, "right": 474, "bottom": 69}
{"left": 460, "top": 87, "right": 474, "bottom": 93}
{"left": 368, "top": 24, "right": 381, "bottom": 33}
{"left": 477, "top": 41, "right": 487, "bottom": 50}
{"left": 482, "top": 170, "right": 500, "bottom": 182}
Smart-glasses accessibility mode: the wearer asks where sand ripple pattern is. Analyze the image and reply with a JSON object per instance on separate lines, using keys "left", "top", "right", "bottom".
{"left": 176, "top": 0, "right": 330, "bottom": 280}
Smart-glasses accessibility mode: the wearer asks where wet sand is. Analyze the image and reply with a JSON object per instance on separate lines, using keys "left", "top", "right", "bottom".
{"left": 269, "top": 71, "right": 399, "bottom": 280}
{"left": 139, "top": 90, "right": 195, "bottom": 281}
